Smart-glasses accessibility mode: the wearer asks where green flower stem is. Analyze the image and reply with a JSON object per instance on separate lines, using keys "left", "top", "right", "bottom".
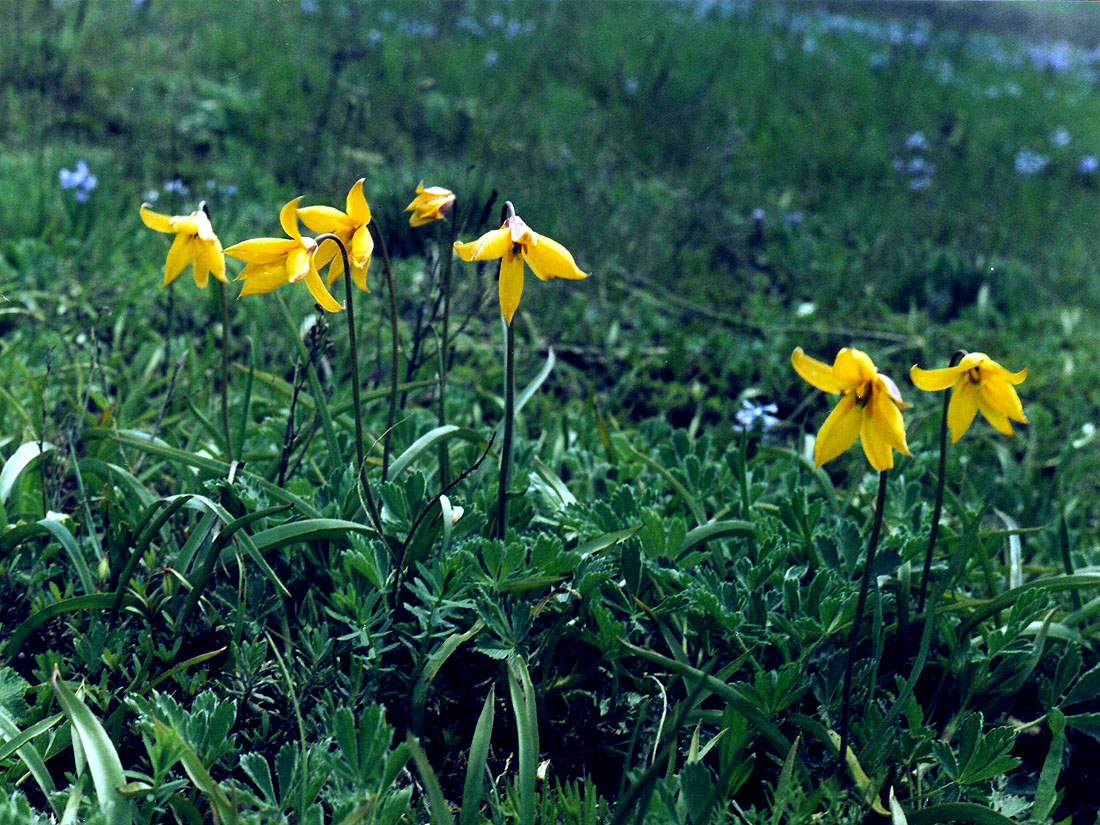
{"left": 497, "top": 316, "right": 516, "bottom": 541}
{"left": 312, "top": 233, "right": 384, "bottom": 535}
{"left": 274, "top": 291, "right": 341, "bottom": 466}
{"left": 917, "top": 349, "right": 968, "bottom": 616}
{"left": 438, "top": 211, "right": 457, "bottom": 488}
{"left": 837, "top": 469, "right": 889, "bottom": 776}
{"left": 370, "top": 220, "right": 400, "bottom": 482}
{"left": 215, "top": 278, "right": 234, "bottom": 466}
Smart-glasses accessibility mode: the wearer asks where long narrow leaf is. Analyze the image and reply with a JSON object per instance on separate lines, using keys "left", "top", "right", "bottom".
{"left": 460, "top": 685, "right": 495, "bottom": 825}
{"left": 51, "top": 666, "right": 131, "bottom": 825}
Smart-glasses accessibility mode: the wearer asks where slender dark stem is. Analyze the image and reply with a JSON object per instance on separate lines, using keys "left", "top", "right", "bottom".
{"left": 314, "top": 233, "right": 383, "bottom": 534}
{"left": 315, "top": 233, "right": 365, "bottom": 475}
{"left": 497, "top": 317, "right": 516, "bottom": 541}
{"left": 916, "top": 349, "right": 968, "bottom": 616}
{"left": 837, "top": 470, "right": 889, "bottom": 776}
{"left": 216, "top": 278, "right": 234, "bottom": 465}
{"left": 370, "top": 221, "right": 400, "bottom": 481}
{"left": 438, "top": 212, "right": 457, "bottom": 487}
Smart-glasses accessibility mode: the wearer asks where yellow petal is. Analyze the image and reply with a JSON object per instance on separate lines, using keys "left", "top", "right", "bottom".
{"left": 286, "top": 246, "right": 311, "bottom": 284}
{"left": 454, "top": 226, "right": 511, "bottom": 262}
{"left": 164, "top": 233, "right": 195, "bottom": 285}
{"left": 223, "top": 238, "right": 297, "bottom": 264}
{"left": 140, "top": 204, "right": 174, "bottom": 233}
{"left": 192, "top": 254, "right": 210, "bottom": 289}
{"left": 280, "top": 197, "right": 304, "bottom": 243}
{"left": 209, "top": 238, "right": 227, "bottom": 282}
{"left": 350, "top": 224, "right": 373, "bottom": 270}
{"left": 814, "top": 393, "right": 862, "bottom": 467}
{"left": 237, "top": 261, "right": 289, "bottom": 295}
{"left": 978, "top": 404, "right": 1016, "bottom": 436}
{"left": 298, "top": 205, "right": 353, "bottom": 236}
{"left": 978, "top": 376, "right": 1027, "bottom": 424}
{"left": 1003, "top": 366, "right": 1028, "bottom": 386}
{"left": 346, "top": 178, "right": 371, "bottom": 225}
{"left": 947, "top": 380, "right": 980, "bottom": 444}
{"left": 193, "top": 239, "right": 226, "bottom": 285}
{"left": 525, "top": 233, "right": 589, "bottom": 281}
{"left": 860, "top": 417, "right": 894, "bottom": 471}
{"left": 863, "top": 388, "right": 910, "bottom": 461}
{"left": 833, "top": 348, "right": 877, "bottom": 390}
{"left": 320, "top": 241, "right": 344, "bottom": 287}
{"left": 910, "top": 363, "right": 967, "bottom": 392}
{"left": 498, "top": 250, "right": 524, "bottom": 324}
{"left": 304, "top": 264, "right": 344, "bottom": 312}
{"left": 791, "top": 347, "right": 844, "bottom": 394}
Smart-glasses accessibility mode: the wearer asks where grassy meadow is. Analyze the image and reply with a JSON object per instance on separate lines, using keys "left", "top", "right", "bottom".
{"left": 3, "top": 1, "right": 1100, "bottom": 822}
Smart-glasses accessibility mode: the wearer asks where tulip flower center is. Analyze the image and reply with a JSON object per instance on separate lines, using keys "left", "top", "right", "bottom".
{"left": 854, "top": 380, "right": 873, "bottom": 407}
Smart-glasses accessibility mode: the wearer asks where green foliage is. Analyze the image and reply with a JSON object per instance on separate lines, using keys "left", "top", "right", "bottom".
{"left": 3, "top": 1, "right": 1100, "bottom": 823}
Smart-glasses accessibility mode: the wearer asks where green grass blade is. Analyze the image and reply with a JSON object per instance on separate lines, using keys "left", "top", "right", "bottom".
{"left": 152, "top": 717, "right": 239, "bottom": 824}
{"left": 676, "top": 520, "right": 756, "bottom": 559}
{"left": 904, "top": 802, "right": 1021, "bottom": 825}
{"left": 407, "top": 734, "right": 455, "bottom": 825}
{"left": 460, "top": 684, "right": 495, "bottom": 825}
{"left": 412, "top": 620, "right": 485, "bottom": 732}
{"left": 109, "top": 494, "right": 194, "bottom": 622}
{"left": 7, "top": 593, "right": 132, "bottom": 660}
{"left": 0, "top": 441, "right": 53, "bottom": 505}
{"left": 36, "top": 517, "right": 95, "bottom": 596}
{"left": 0, "top": 708, "right": 60, "bottom": 816}
{"left": 51, "top": 666, "right": 132, "bottom": 825}
{"left": 388, "top": 426, "right": 488, "bottom": 481}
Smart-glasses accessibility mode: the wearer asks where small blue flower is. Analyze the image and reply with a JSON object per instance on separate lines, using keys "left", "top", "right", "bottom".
{"left": 300, "top": 0, "right": 318, "bottom": 13}
{"left": 904, "top": 131, "right": 928, "bottom": 152}
{"left": 1015, "top": 148, "right": 1049, "bottom": 176}
{"left": 164, "top": 178, "right": 189, "bottom": 195}
{"left": 1051, "top": 127, "right": 1070, "bottom": 147}
{"left": 59, "top": 160, "right": 97, "bottom": 200}
{"left": 783, "top": 211, "right": 803, "bottom": 230}
{"left": 1078, "top": 155, "right": 1099, "bottom": 176}
{"left": 733, "top": 399, "right": 780, "bottom": 433}
{"left": 484, "top": 50, "right": 499, "bottom": 68}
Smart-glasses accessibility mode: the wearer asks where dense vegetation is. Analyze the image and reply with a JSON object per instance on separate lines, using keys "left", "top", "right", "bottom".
{"left": 2, "top": 1, "right": 1100, "bottom": 823}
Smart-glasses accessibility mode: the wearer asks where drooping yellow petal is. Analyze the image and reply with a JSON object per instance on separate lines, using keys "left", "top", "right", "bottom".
{"left": 525, "top": 234, "right": 589, "bottom": 281}
{"left": 208, "top": 238, "right": 226, "bottom": 282}
{"left": 164, "top": 233, "right": 196, "bottom": 285}
{"left": 978, "top": 404, "right": 1015, "bottom": 436}
{"left": 140, "top": 204, "right": 173, "bottom": 233}
{"left": 280, "top": 197, "right": 304, "bottom": 243}
{"left": 910, "top": 363, "right": 967, "bottom": 392}
{"left": 978, "top": 376, "right": 1027, "bottom": 423}
{"left": 814, "top": 393, "right": 862, "bottom": 467}
{"left": 350, "top": 224, "right": 373, "bottom": 270}
{"left": 345, "top": 178, "right": 371, "bottom": 225}
{"left": 947, "top": 380, "right": 980, "bottom": 444}
{"left": 863, "top": 389, "right": 910, "bottom": 458}
{"left": 223, "top": 238, "right": 298, "bottom": 264}
{"left": 498, "top": 250, "right": 524, "bottom": 324}
{"left": 832, "top": 348, "right": 877, "bottom": 391}
{"left": 860, "top": 415, "right": 895, "bottom": 471}
{"left": 791, "top": 347, "right": 845, "bottom": 394}
{"left": 192, "top": 252, "right": 210, "bottom": 289}
{"left": 237, "top": 261, "right": 289, "bottom": 295}
{"left": 455, "top": 226, "right": 511, "bottom": 262}
{"left": 298, "top": 205, "right": 354, "bottom": 236}
{"left": 319, "top": 240, "right": 344, "bottom": 286}
{"left": 304, "top": 264, "right": 344, "bottom": 312}
{"left": 285, "top": 246, "right": 311, "bottom": 284}
{"left": 1002, "top": 366, "right": 1028, "bottom": 386}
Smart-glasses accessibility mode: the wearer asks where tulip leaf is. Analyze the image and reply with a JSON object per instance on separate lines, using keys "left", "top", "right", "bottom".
{"left": 0, "top": 441, "right": 54, "bottom": 505}
{"left": 51, "top": 666, "right": 132, "bottom": 825}
{"left": 461, "top": 685, "right": 495, "bottom": 825}
{"left": 7, "top": 593, "right": 133, "bottom": 660}
{"left": 904, "top": 803, "right": 1021, "bottom": 825}
{"left": 388, "top": 426, "right": 488, "bottom": 481}
{"left": 676, "top": 520, "right": 756, "bottom": 560}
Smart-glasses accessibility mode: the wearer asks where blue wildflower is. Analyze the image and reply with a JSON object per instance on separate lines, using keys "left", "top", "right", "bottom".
{"left": 1015, "top": 148, "right": 1049, "bottom": 176}
{"left": 59, "top": 160, "right": 97, "bottom": 201}
{"left": 733, "top": 399, "right": 780, "bottom": 434}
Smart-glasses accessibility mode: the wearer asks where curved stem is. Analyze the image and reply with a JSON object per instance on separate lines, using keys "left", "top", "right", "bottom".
{"left": 916, "top": 348, "right": 968, "bottom": 616}
{"left": 215, "top": 278, "right": 234, "bottom": 465}
{"left": 438, "top": 212, "right": 457, "bottom": 487}
{"left": 837, "top": 469, "right": 889, "bottom": 776}
{"left": 370, "top": 221, "right": 400, "bottom": 481}
{"left": 312, "top": 233, "right": 383, "bottom": 534}
{"left": 497, "top": 316, "right": 516, "bottom": 541}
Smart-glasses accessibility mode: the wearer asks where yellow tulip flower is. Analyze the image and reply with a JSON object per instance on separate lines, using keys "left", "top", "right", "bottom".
{"left": 910, "top": 353, "right": 1027, "bottom": 443}
{"left": 405, "top": 182, "right": 456, "bottom": 227}
{"left": 139, "top": 202, "right": 226, "bottom": 288}
{"left": 223, "top": 198, "right": 343, "bottom": 312}
{"left": 453, "top": 210, "right": 588, "bottom": 324}
{"left": 298, "top": 179, "right": 373, "bottom": 293}
{"left": 791, "top": 346, "right": 910, "bottom": 471}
